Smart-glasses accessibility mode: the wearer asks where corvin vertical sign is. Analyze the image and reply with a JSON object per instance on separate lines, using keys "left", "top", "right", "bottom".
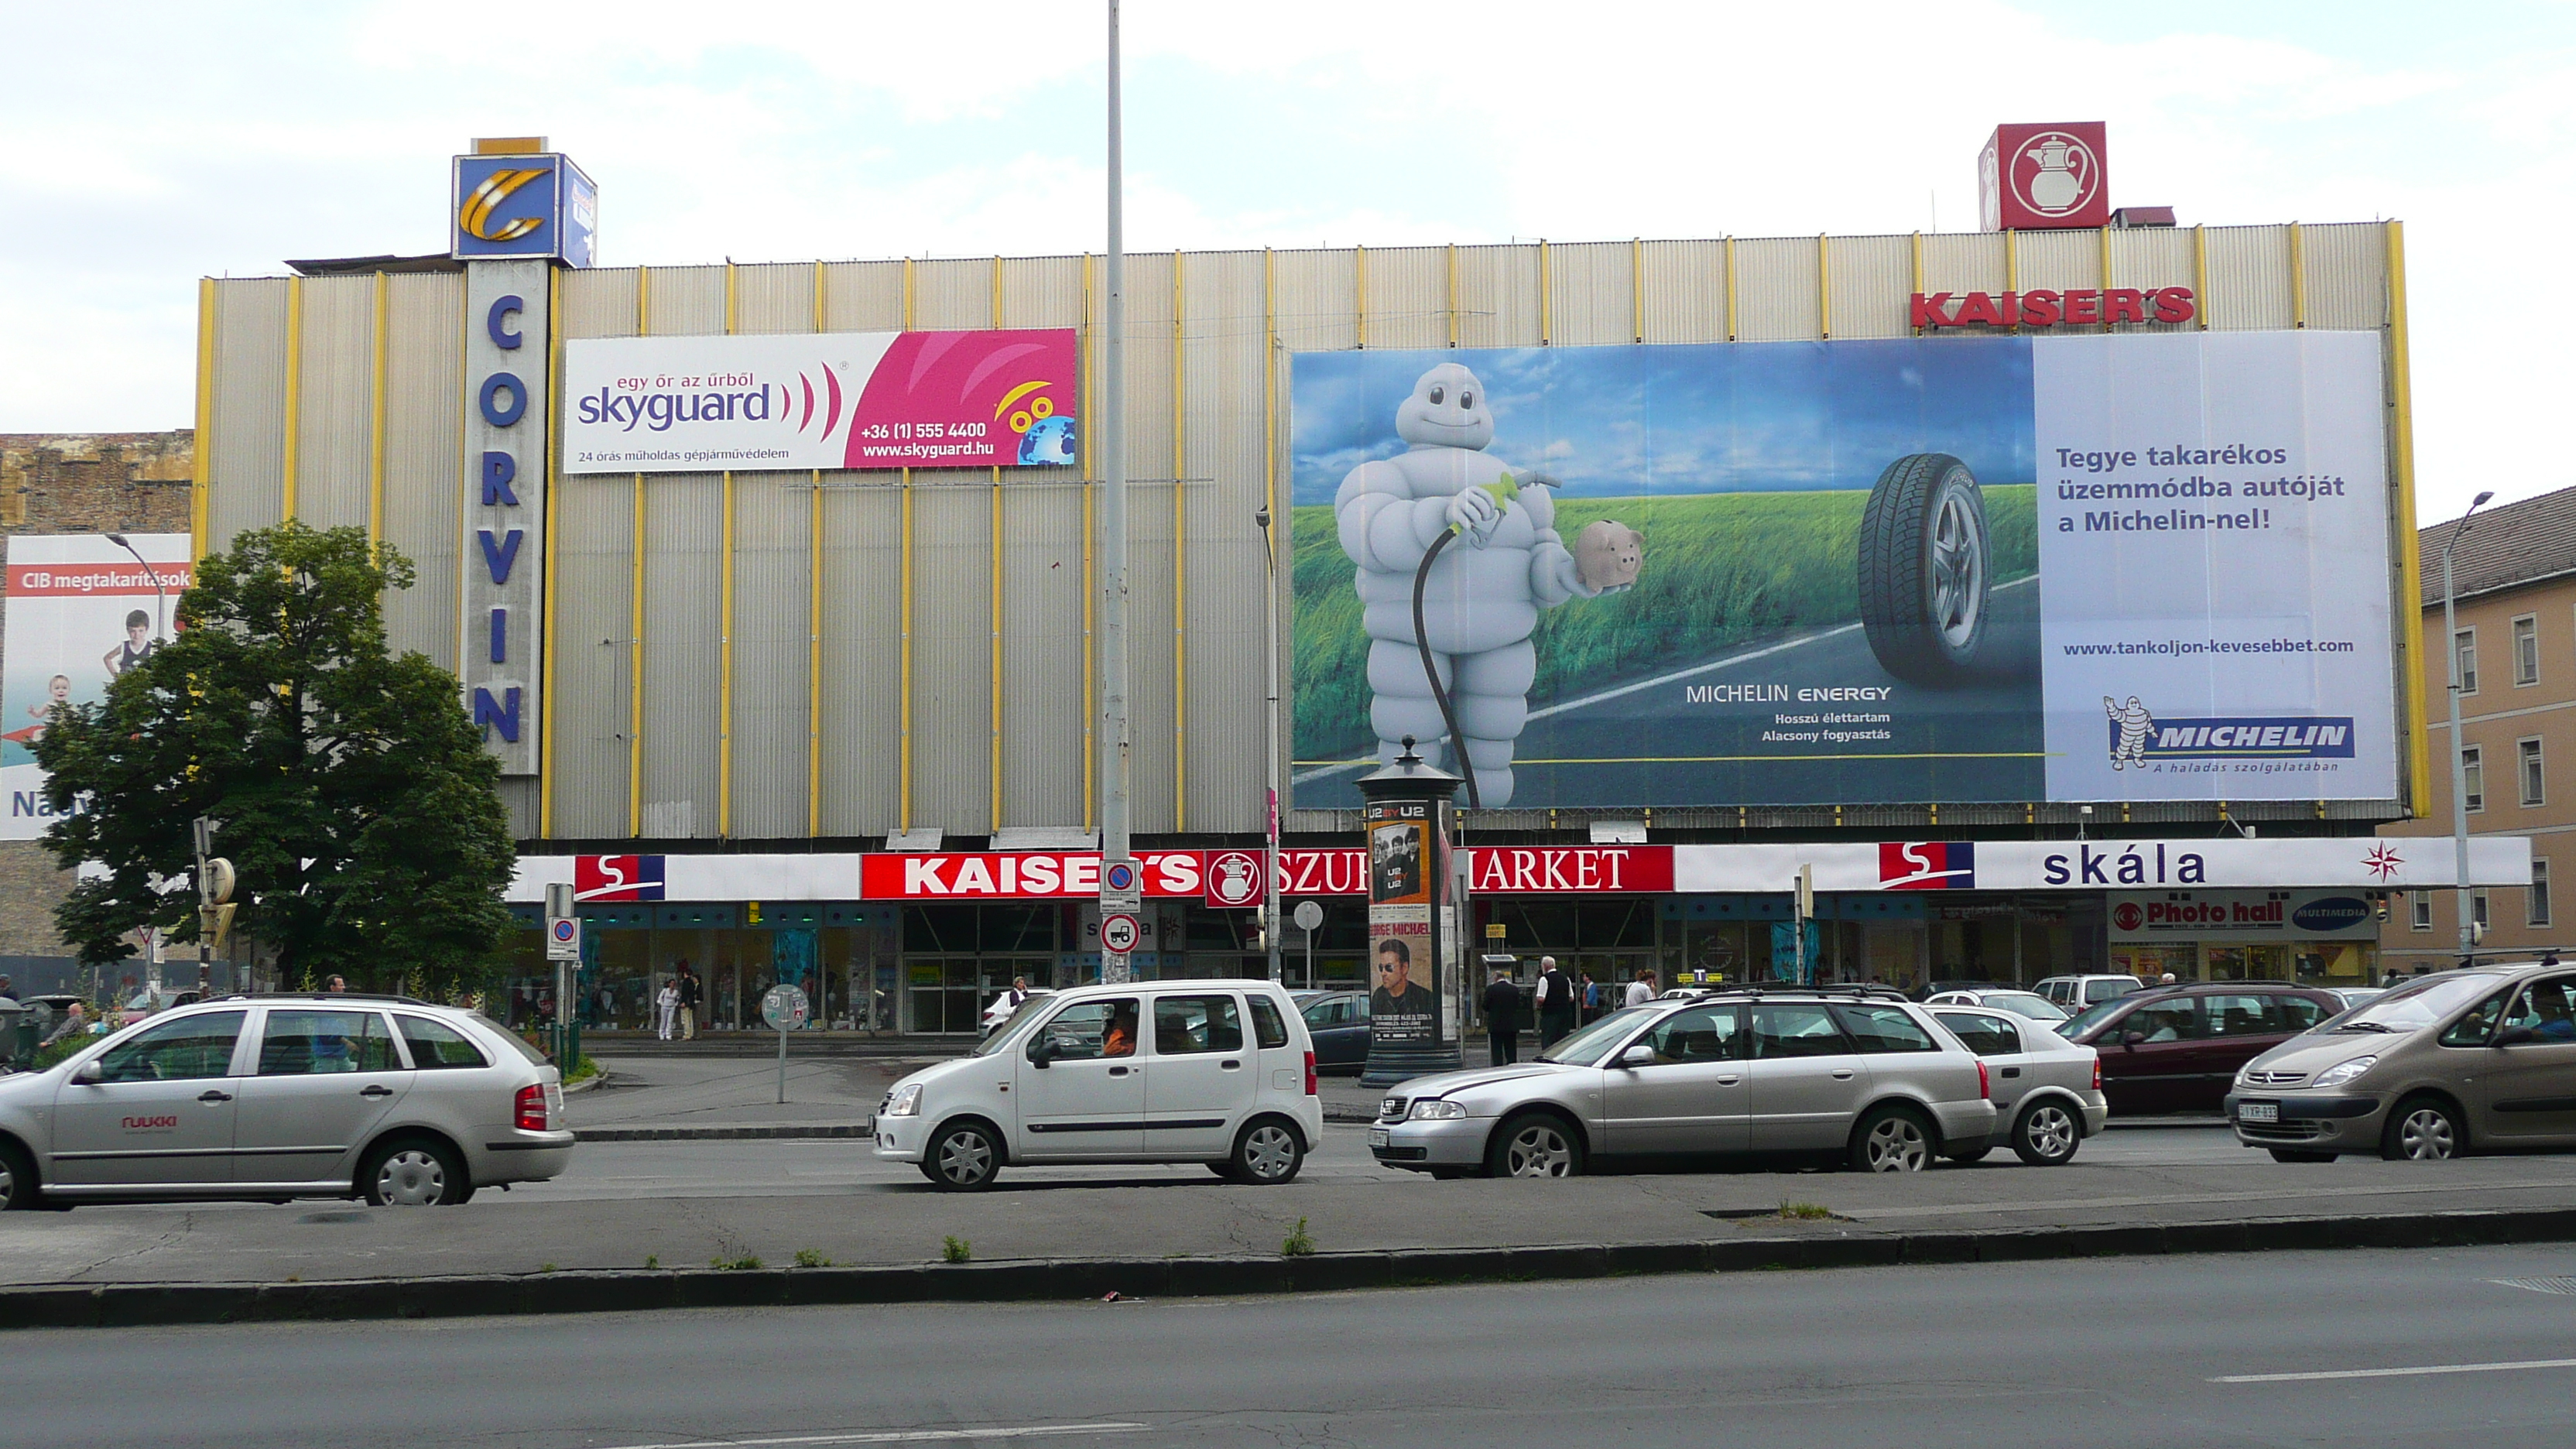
{"left": 452, "top": 141, "right": 591, "bottom": 773}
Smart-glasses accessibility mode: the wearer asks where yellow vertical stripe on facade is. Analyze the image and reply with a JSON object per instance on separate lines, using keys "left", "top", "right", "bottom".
{"left": 540, "top": 265, "right": 565, "bottom": 840}
{"left": 1081, "top": 252, "right": 1097, "bottom": 832}
{"left": 1817, "top": 234, "right": 1831, "bottom": 340}
{"left": 281, "top": 276, "right": 303, "bottom": 522}
{"left": 899, "top": 258, "right": 916, "bottom": 834}
{"left": 990, "top": 255, "right": 1005, "bottom": 834}
{"left": 2194, "top": 225, "right": 2210, "bottom": 329}
{"left": 190, "top": 279, "right": 214, "bottom": 552}
{"left": 629, "top": 268, "right": 650, "bottom": 839}
{"left": 1171, "top": 249, "right": 1187, "bottom": 832}
{"left": 2290, "top": 221, "right": 2307, "bottom": 329}
{"left": 718, "top": 265, "right": 737, "bottom": 838}
{"left": 2098, "top": 224, "right": 2112, "bottom": 296}
{"left": 808, "top": 261, "right": 827, "bottom": 838}
{"left": 2386, "top": 220, "right": 2431, "bottom": 817}
{"left": 368, "top": 272, "right": 389, "bottom": 551}
{"left": 1446, "top": 244, "right": 1460, "bottom": 349}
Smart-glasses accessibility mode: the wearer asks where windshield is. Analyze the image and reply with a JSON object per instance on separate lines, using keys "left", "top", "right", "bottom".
{"left": 1536, "top": 1006, "right": 1653, "bottom": 1067}
{"left": 2060, "top": 999, "right": 2131, "bottom": 1040}
{"left": 971, "top": 998, "right": 1054, "bottom": 1057}
{"left": 2333, "top": 972, "right": 2507, "bottom": 1033}
{"left": 1978, "top": 991, "right": 2069, "bottom": 1023}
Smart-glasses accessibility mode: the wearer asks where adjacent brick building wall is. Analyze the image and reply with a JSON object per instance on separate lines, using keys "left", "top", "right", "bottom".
{"left": 0, "top": 432, "right": 195, "bottom": 962}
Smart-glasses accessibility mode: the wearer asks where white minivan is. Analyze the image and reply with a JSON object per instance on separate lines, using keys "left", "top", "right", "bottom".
{"left": 875, "top": 980, "right": 1324, "bottom": 1191}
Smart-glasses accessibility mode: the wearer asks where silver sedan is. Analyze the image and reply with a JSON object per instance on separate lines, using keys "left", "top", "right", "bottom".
{"left": 1368, "top": 988, "right": 1996, "bottom": 1178}
{"left": 1927, "top": 1006, "right": 2108, "bottom": 1165}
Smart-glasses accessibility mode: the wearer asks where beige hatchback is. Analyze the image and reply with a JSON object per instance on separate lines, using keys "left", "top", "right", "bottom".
{"left": 2226, "top": 963, "right": 2576, "bottom": 1163}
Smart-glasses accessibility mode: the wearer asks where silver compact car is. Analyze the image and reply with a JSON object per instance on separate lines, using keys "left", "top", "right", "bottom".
{"left": 1923, "top": 988, "right": 2072, "bottom": 1026}
{"left": 1369, "top": 987, "right": 1996, "bottom": 1177}
{"left": 2227, "top": 962, "right": 2576, "bottom": 1163}
{"left": 1928, "top": 1006, "right": 2107, "bottom": 1165}
{"left": 0, "top": 994, "right": 575, "bottom": 1209}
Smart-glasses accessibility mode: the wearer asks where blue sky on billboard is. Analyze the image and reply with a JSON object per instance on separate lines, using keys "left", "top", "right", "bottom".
{"left": 1291, "top": 341, "right": 2035, "bottom": 506}
{"left": 2, "top": 0, "right": 2571, "bottom": 525}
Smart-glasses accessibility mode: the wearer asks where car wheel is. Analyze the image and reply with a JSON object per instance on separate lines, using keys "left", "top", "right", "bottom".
{"left": 1485, "top": 1115, "right": 1584, "bottom": 1179}
{"left": 2269, "top": 1148, "right": 2337, "bottom": 1163}
{"left": 2382, "top": 1098, "right": 2464, "bottom": 1162}
{"left": 360, "top": 1137, "right": 469, "bottom": 1207}
{"left": 1858, "top": 453, "right": 1990, "bottom": 685}
{"left": 923, "top": 1122, "right": 1003, "bottom": 1192}
{"left": 0, "top": 1139, "right": 39, "bottom": 1212}
{"left": 2012, "top": 1101, "right": 2084, "bottom": 1166}
{"left": 1850, "top": 1105, "right": 1934, "bottom": 1173}
{"left": 1230, "top": 1119, "right": 1305, "bottom": 1185}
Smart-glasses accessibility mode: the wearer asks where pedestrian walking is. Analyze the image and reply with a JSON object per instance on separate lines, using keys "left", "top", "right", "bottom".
{"left": 1533, "top": 955, "right": 1577, "bottom": 1046}
{"left": 676, "top": 963, "right": 703, "bottom": 1039}
{"left": 1624, "top": 970, "right": 1658, "bottom": 1009}
{"left": 1482, "top": 967, "right": 1523, "bottom": 1065}
{"left": 1579, "top": 971, "right": 1602, "bottom": 1024}
{"left": 655, "top": 978, "right": 680, "bottom": 1040}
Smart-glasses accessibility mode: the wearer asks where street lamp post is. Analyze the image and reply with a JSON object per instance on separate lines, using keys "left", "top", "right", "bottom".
{"left": 2442, "top": 490, "right": 2495, "bottom": 960}
{"left": 104, "top": 533, "right": 168, "bottom": 648}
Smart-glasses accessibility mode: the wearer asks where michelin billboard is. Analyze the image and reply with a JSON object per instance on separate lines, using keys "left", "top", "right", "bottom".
{"left": 1290, "top": 331, "right": 2396, "bottom": 809}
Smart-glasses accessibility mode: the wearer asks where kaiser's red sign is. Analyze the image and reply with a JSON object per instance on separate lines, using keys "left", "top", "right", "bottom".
{"left": 1981, "top": 122, "right": 2108, "bottom": 231}
{"left": 855, "top": 847, "right": 1673, "bottom": 901}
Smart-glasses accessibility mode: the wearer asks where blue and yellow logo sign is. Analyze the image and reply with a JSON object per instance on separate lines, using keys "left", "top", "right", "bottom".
{"left": 451, "top": 153, "right": 598, "bottom": 265}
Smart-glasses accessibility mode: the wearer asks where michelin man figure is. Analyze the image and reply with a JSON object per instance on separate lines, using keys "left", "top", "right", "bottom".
{"left": 2105, "top": 695, "right": 2154, "bottom": 770}
{"left": 1334, "top": 362, "right": 1636, "bottom": 805}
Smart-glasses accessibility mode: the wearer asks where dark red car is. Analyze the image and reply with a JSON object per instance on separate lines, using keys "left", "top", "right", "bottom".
{"left": 2062, "top": 984, "right": 2345, "bottom": 1115}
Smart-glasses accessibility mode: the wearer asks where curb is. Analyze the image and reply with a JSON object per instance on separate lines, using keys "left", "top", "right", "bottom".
{"left": 14, "top": 1204, "right": 2576, "bottom": 1330}
{"left": 571, "top": 1123, "right": 873, "bottom": 1142}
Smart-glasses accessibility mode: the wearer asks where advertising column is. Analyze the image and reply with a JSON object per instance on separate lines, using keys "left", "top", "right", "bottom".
{"left": 1358, "top": 743, "right": 1464, "bottom": 1087}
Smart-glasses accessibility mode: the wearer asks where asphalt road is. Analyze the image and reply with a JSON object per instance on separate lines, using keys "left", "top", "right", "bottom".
{"left": 17, "top": 1241, "right": 2576, "bottom": 1448}
{"left": 1296, "top": 574, "right": 2043, "bottom": 807}
{"left": 508, "top": 1122, "right": 2243, "bottom": 1202}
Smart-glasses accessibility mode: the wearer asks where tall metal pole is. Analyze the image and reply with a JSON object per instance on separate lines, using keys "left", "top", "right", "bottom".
{"left": 1259, "top": 509, "right": 1283, "bottom": 981}
{"left": 1100, "top": 0, "right": 1131, "bottom": 927}
{"left": 2444, "top": 492, "right": 2492, "bottom": 959}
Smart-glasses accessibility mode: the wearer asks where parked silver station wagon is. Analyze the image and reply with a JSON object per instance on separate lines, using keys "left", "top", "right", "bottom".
{"left": 1370, "top": 987, "right": 1997, "bottom": 1177}
{"left": 0, "top": 995, "right": 575, "bottom": 1209}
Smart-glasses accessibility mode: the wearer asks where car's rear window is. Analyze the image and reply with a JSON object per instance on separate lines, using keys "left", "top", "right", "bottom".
{"left": 1249, "top": 995, "right": 1290, "bottom": 1049}
{"left": 470, "top": 1012, "right": 552, "bottom": 1065}
{"left": 1935, "top": 1011, "right": 2022, "bottom": 1057}
{"left": 1831, "top": 1002, "right": 1939, "bottom": 1053}
{"left": 397, "top": 1015, "right": 492, "bottom": 1070}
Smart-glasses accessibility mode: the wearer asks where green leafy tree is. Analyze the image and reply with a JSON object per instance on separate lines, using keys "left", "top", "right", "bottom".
{"left": 35, "top": 522, "right": 518, "bottom": 999}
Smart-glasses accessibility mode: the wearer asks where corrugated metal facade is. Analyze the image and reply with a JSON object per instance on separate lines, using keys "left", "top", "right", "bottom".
{"left": 199, "top": 222, "right": 2410, "bottom": 842}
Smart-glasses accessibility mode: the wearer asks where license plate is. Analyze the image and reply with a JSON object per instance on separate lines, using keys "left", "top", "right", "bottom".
{"left": 1368, "top": 1127, "right": 1391, "bottom": 1148}
{"left": 2239, "top": 1102, "right": 2279, "bottom": 1123}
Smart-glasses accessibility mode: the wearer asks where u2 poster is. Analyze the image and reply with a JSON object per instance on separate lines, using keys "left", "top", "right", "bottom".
{"left": 1289, "top": 332, "right": 2396, "bottom": 808}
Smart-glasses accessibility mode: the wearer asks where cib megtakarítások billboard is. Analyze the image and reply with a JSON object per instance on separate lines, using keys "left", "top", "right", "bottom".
{"left": 1289, "top": 332, "right": 2396, "bottom": 809}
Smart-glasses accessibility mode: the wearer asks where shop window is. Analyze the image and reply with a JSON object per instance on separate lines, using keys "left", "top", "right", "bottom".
{"left": 903, "top": 904, "right": 979, "bottom": 954}
{"left": 985, "top": 904, "right": 1055, "bottom": 954}
{"left": 1576, "top": 900, "right": 1656, "bottom": 950}
{"left": 2412, "top": 892, "right": 2432, "bottom": 931}
{"left": 2463, "top": 746, "right": 2485, "bottom": 814}
{"left": 2474, "top": 891, "right": 2491, "bottom": 933}
{"left": 2522, "top": 738, "right": 2546, "bottom": 807}
{"left": 2457, "top": 629, "right": 2479, "bottom": 694}
{"left": 2516, "top": 615, "right": 2541, "bottom": 686}
{"left": 2533, "top": 860, "right": 2554, "bottom": 928}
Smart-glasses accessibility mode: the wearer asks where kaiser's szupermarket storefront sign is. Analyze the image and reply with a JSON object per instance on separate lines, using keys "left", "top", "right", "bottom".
{"left": 509, "top": 837, "right": 2529, "bottom": 906}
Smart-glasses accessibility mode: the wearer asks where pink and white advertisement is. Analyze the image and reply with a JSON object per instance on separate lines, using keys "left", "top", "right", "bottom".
{"left": 560, "top": 328, "right": 1078, "bottom": 474}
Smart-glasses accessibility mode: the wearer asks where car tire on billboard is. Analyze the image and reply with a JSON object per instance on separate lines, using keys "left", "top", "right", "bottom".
{"left": 1858, "top": 453, "right": 1992, "bottom": 685}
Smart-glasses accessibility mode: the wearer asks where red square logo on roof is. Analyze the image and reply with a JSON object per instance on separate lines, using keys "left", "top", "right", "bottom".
{"left": 1981, "top": 123, "right": 2108, "bottom": 231}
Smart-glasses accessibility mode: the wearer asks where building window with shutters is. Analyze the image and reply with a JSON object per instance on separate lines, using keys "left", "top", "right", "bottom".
{"left": 2412, "top": 892, "right": 2432, "bottom": 931}
{"left": 2458, "top": 629, "right": 2479, "bottom": 694}
{"left": 2532, "top": 859, "right": 2554, "bottom": 929}
{"left": 2522, "top": 738, "right": 2547, "bottom": 807}
{"left": 2474, "top": 891, "right": 2491, "bottom": 936}
{"left": 2464, "top": 745, "right": 2485, "bottom": 813}
{"left": 2515, "top": 615, "right": 2540, "bottom": 686}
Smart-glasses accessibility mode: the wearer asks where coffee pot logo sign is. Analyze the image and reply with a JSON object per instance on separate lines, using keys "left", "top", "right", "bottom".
{"left": 2012, "top": 131, "right": 2101, "bottom": 219}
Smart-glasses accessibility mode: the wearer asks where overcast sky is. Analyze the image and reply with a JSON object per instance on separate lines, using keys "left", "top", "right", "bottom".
{"left": 4, "top": 0, "right": 2567, "bottom": 526}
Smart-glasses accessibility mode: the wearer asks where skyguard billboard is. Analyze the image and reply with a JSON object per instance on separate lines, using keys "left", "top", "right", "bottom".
{"left": 1288, "top": 331, "right": 2397, "bottom": 809}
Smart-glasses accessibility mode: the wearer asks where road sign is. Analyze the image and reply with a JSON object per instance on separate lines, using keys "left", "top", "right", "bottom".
{"left": 1293, "top": 899, "right": 1323, "bottom": 933}
{"left": 1100, "top": 856, "right": 1142, "bottom": 916}
{"left": 545, "top": 915, "right": 581, "bottom": 962}
{"left": 761, "top": 984, "right": 810, "bottom": 1031}
{"left": 1100, "top": 913, "right": 1141, "bottom": 954}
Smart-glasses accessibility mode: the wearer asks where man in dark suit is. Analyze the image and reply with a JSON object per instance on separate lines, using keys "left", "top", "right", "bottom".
{"left": 1533, "top": 955, "right": 1577, "bottom": 1047}
{"left": 1483, "top": 968, "right": 1524, "bottom": 1065}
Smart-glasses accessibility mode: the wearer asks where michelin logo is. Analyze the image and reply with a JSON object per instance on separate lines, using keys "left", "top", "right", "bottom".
{"left": 2104, "top": 697, "right": 2355, "bottom": 767}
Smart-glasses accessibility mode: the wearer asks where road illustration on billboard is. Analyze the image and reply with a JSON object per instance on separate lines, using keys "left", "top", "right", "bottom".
{"left": 1290, "top": 332, "right": 2394, "bottom": 808}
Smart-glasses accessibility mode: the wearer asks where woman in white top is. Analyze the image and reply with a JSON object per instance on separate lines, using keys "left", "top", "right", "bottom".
{"left": 655, "top": 979, "right": 681, "bottom": 1040}
{"left": 1622, "top": 971, "right": 1659, "bottom": 1009}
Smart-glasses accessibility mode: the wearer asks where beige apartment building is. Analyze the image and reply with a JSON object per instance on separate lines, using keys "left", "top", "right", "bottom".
{"left": 2383, "top": 485, "right": 2576, "bottom": 965}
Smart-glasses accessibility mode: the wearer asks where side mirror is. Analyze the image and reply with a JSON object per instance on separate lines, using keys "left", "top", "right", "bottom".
{"left": 2121, "top": 1031, "right": 2145, "bottom": 1049}
{"left": 70, "top": 1060, "right": 103, "bottom": 1085}
{"left": 2495, "top": 1025, "right": 2540, "bottom": 1047}
{"left": 1025, "top": 1037, "right": 1055, "bottom": 1068}
{"left": 1619, "top": 1044, "right": 1655, "bottom": 1068}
